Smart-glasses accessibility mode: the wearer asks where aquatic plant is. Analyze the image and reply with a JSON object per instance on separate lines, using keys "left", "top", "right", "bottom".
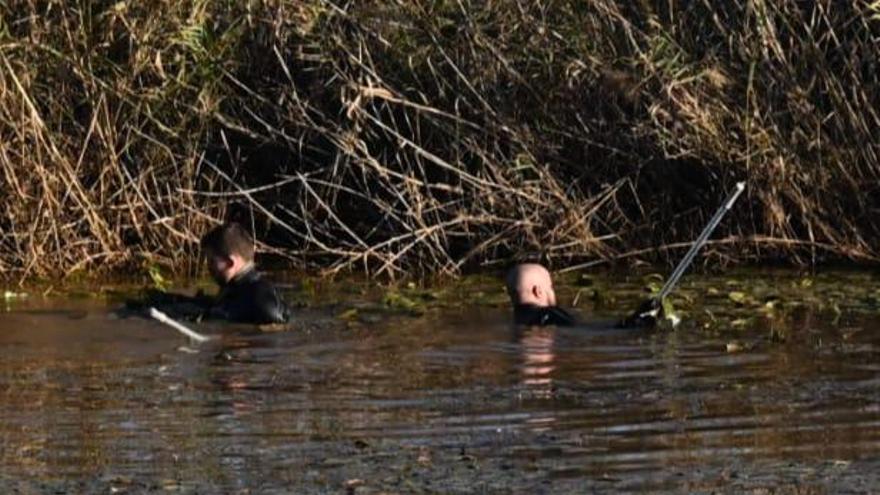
{"left": 1, "top": 1, "right": 879, "bottom": 280}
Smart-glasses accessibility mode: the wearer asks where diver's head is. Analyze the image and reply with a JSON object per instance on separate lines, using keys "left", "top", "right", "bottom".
{"left": 505, "top": 263, "right": 557, "bottom": 307}
{"left": 200, "top": 222, "right": 255, "bottom": 285}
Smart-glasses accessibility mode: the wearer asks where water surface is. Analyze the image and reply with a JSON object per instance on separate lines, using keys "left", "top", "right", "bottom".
{"left": 1, "top": 272, "right": 878, "bottom": 493}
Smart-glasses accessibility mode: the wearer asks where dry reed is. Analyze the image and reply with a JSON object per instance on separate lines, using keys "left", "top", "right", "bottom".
{"left": 1, "top": 1, "right": 878, "bottom": 281}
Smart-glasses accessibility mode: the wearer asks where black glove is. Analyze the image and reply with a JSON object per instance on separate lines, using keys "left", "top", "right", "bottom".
{"left": 619, "top": 297, "right": 663, "bottom": 328}
{"left": 125, "top": 288, "right": 212, "bottom": 321}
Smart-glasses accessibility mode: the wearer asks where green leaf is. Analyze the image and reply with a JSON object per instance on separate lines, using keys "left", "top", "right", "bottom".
{"left": 148, "top": 264, "right": 170, "bottom": 291}
{"left": 382, "top": 291, "right": 424, "bottom": 315}
{"left": 338, "top": 308, "right": 359, "bottom": 321}
{"left": 728, "top": 291, "right": 747, "bottom": 304}
{"left": 661, "top": 297, "right": 676, "bottom": 317}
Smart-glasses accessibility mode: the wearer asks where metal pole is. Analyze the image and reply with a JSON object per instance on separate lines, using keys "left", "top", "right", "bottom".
{"left": 657, "top": 181, "right": 745, "bottom": 300}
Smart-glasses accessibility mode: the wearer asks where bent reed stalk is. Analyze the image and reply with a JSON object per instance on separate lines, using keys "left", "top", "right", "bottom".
{"left": 0, "top": 1, "right": 879, "bottom": 281}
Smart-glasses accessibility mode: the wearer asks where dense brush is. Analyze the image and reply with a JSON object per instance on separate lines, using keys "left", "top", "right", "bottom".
{"left": 1, "top": 1, "right": 878, "bottom": 280}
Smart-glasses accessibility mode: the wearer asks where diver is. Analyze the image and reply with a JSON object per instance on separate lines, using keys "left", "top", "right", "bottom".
{"left": 505, "top": 183, "right": 747, "bottom": 328}
{"left": 505, "top": 263, "right": 659, "bottom": 328}
{"left": 133, "top": 222, "right": 289, "bottom": 325}
{"left": 506, "top": 263, "right": 578, "bottom": 326}
{"left": 200, "top": 222, "right": 289, "bottom": 324}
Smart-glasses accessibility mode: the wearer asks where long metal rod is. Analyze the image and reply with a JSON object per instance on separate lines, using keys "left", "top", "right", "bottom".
{"left": 148, "top": 307, "right": 212, "bottom": 343}
{"left": 657, "top": 181, "right": 746, "bottom": 300}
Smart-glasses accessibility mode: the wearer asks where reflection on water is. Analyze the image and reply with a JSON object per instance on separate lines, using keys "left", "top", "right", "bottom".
{"left": 518, "top": 327, "right": 557, "bottom": 398}
{"left": 0, "top": 289, "right": 879, "bottom": 493}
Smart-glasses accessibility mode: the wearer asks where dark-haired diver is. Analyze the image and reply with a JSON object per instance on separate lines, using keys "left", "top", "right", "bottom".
{"left": 200, "top": 222, "right": 289, "bottom": 324}
{"left": 131, "top": 222, "right": 289, "bottom": 325}
{"left": 505, "top": 263, "right": 659, "bottom": 328}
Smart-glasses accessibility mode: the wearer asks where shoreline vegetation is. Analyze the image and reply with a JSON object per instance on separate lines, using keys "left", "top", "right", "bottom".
{"left": 1, "top": 1, "right": 879, "bottom": 282}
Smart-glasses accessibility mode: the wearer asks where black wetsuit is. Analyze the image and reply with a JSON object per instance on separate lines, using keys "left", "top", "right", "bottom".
{"left": 210, "top": 267, "right": 290, "bottom": 324}
{"left": 513, "top": 304, "right": 578, "bottom": 327}
{"left": 513, "top": 300, "right": 659, "bottom": 329}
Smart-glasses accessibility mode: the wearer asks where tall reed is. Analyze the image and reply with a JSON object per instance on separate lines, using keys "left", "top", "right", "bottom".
{"left": 1, "top": 1, "right": 878, "bottom": 280}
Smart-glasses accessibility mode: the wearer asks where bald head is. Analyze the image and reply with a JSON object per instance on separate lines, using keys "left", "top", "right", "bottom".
{"left": 506, "top": 263, "right": 557, "bottom": 307}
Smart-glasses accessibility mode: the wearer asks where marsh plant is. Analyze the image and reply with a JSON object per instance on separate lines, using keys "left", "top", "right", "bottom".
{"left": 0, "top": 1, "right": 878, "bottom": 280}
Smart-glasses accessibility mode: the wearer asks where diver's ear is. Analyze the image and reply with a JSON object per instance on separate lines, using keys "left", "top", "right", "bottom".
{"left": 218, "top": 254, "right": 234, "bottom": 268}
{"left": 532, "top": 284, "right": 543, "bottom": 300}
{"left": 228, "top": 253, "right": 249, "bottom": 271}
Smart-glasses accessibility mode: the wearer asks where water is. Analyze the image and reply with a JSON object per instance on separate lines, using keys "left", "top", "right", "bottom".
{"left": 0, "top": 275, "right": 879, "bottom": 493}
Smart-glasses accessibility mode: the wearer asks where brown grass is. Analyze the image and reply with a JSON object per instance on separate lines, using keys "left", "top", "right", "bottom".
{"left": 1, "top": 1, "right": 878, "bottom": 281}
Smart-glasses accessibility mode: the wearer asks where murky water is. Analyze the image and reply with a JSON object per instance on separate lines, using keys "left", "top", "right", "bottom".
{"left": 1, "top": 273, "right": 879, "bottom": 493}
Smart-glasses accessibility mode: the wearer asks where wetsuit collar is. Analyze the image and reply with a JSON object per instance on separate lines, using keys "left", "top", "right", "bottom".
{"left": 513, "top": 303, "right": 577, "bottom": 326}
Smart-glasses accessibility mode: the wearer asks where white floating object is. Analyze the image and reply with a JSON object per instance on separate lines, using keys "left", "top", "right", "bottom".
{"left": 148, "top": 307, "right": 211, "bottom": 343}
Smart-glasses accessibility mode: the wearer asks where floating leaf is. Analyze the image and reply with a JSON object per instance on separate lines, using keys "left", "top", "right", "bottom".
{"left": 338, "top": 308, "right": 359, "bottom": 320}
{"left": 728, "top": 291, "right": 748, "bottom": 304}
{"left": 661, "top": 297, "right": 676, "bottom": 317}
{"left": 383, "top": 292, "right": 414, "bottom": 308}
{"left": 382, "top": 291, "right": 424, "bottom": 315}
{"left": 645, "top": 281, "right": 661, "bottom": 295}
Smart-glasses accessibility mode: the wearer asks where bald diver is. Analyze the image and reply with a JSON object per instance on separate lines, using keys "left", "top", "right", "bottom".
{"left": 506, "top": 263, "right": 579, "bottom": 327}
{"left": 505, "top": 263, "right": 658, "bottom": 328}
{"left": 507, "top": 182, "right": 747, "bottom": 328}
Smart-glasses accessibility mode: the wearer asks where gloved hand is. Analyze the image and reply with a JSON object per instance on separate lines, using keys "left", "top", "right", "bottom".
{"left": 126, "top": 288, "right": 212, "bottom": 321}
{"left": 619, "top": 297, "right": 663, "bottom": 328}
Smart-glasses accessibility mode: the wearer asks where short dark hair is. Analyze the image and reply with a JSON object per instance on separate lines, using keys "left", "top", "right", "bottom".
{"left": 200, "top": 222, "right": 255, "bottom": 262}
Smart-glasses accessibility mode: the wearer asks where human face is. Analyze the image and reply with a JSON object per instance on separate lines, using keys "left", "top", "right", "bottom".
{"left": 205, "top": 249, "right": 235, "bottom": 285}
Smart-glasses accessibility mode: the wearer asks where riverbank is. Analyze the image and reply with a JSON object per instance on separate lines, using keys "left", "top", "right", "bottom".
{"left": 1, "top": 1, "right": 879, "bottom": 280}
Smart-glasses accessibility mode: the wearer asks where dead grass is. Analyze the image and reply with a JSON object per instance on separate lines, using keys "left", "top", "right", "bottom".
{"left": 1, "top": 1, "right": 878, "bottom": 281}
